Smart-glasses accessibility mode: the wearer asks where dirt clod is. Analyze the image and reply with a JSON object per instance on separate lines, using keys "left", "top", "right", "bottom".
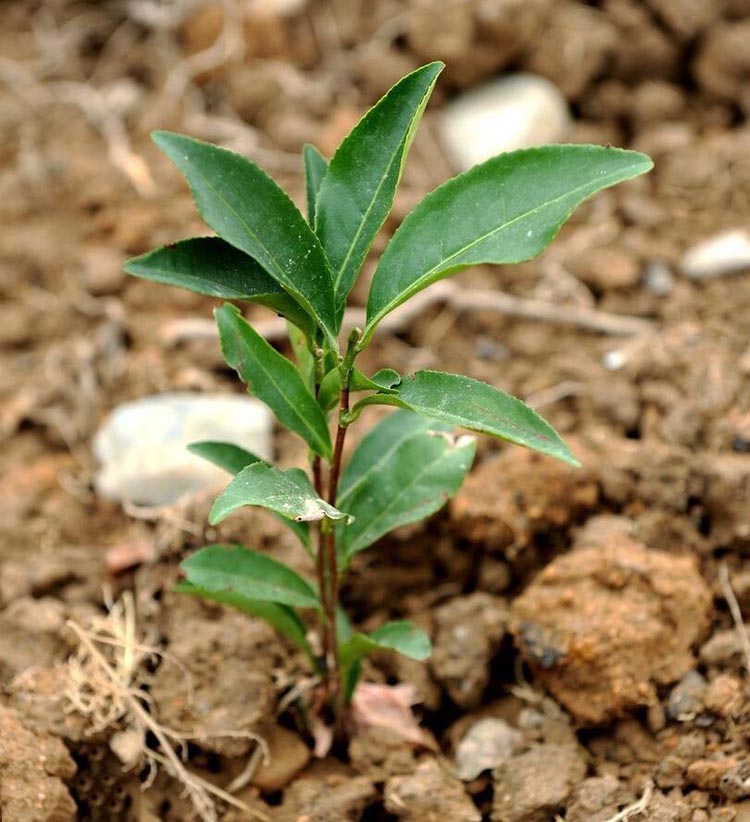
{"left": 430, "top": 592, "right": 508, "bottom": 708}
{"left": 0, "top": 706, "right": 77, "bottom": 822}
{"left": 384, "top": 757, "right": 481, "bottom": 822}
{"left": 451, "top": 447, "right": 598, "bottom": 554}
{"left": 511, "top": 536, "right": 711, "bottom": 724}
{"left": 149, "top": 599, "right": 284, "bottom": 756}
{"left": 491, "top": 743, "right": 586, "bottom": 822}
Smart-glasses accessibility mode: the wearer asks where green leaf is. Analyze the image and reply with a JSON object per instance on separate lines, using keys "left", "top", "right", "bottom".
{"left": 350, "top": 367, "right": 401, "bottom": 393}
{"left": 188, "top": 441, "right": 311, "bottom": 550}
{"left": 317, "top": 367, "right": 341, "bottom": 414}
{"left": 152, "top": 131, "right": 337, "bottom": 339}
{"left": 337, "top": 410, "right": 475, "bottom": 564}
{"left": 351, "top": 371, "right": 578, "bottom": 466}
{"left": 303, "top": 144, "right": 327, "bottom": 225}
{"left": 339, "top": 621, "right": 431, "bottom": 703}
{"left": 188, "top": 440, "right": 264, "bottom": 475}
{"left": 319, "top": 367, "right": 402, "bottom": 415}
{"left": 123, "top": 237, "right": 314, "bottom": 335}
{"left": 180, "top": 544, "right": 319, "bottom": 608}
{"left": 339, "top": 620, "right": 431, "bottom": 700}
{"left": 175, "top": 580, "right": 313, "bottom": 662}
{"left": 216, "top": 303, "right": 332, "bottom": 458}
{"left": 209, "top": 462, "right": 350, "bottom": 526}
{"left": 287, "top": 321, "right": 315, "bottom": 392}
{"left": 365, "top": 145, "right": 653, "bottom": 341}
{"left": 315, "top": 62, "right": 443, "bottom": 309}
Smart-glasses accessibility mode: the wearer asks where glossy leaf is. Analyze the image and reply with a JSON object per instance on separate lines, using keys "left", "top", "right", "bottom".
{"left": 315, "top": 62, "right": 443, "bottom": 308}
{"left": 123, "top": 237, "right": 313, "bottom": 335}
{"left": 189, "top": 441, "right": 311, "bottom": 550}
{"left": 337, "top": 410, "right": 476, "bottom": 564}
{"left": 340, "top": 620, "right": 431, "bottom": 665}
{"left": 303, "top": 144, "right": 327, "bottom": 225}
{"left": 209, "top": 462, "right": 350, "bottom": 526}
{"left": 175, "top": 580, "right": 313, "bottom": 662}
{"left": 180, "top": 544, "right": 319, "bottom": 608}
{"left": 216, "top": 303, "right": 332, "bottom": 458}
{"left": 365, "top": 145, "right": 654, "bottom": 341}
{"left": 188, "top": 440, "right": 264, "bottom": 475}
{"left": 152, "top": 131, "right": 337, "bottom": 338}
{"left": 351, "top": 371, "right": 578, "bottom": 466}
{"left": 339, "top": 620, "right": 431, "bottom": 700}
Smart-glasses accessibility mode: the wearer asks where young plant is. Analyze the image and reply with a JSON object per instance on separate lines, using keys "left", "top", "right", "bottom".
{"left": 124, "top": 62, "right": 652, "bottom": 726}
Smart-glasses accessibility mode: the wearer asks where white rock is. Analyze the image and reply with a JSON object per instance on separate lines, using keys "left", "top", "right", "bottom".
{"left": 439, "top": 73, "right": 571, "bottom": 171}
{"left": 454, "top": 718, "right": 522, "bottom": 781}
{"left": 94, "top": 393, "right": 272, "bottom": 506}
{"left": 249, "top": 0, "right": 307, "bottom": 14}
{"left": 643, "top": 260, "right": 675, "bottom": 295}
{"left": 680, "top": 229, "right": 750, "bottom": 280}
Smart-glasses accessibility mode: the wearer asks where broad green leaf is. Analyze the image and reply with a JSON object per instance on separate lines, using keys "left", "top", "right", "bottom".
{"left": 339, "top": 620, "right": 432, "bottom": 700}
{"left": 337, "top": 411, "right": 476, "bottom": 564}
{"left": 152, "top": 131, "right": 337, "bottom": 339}
{"left": 315, "top": 62, "right": 443, "bottom": 309}
{"left": 180, "top": 544, "right": 319, "bottom": 608}
{"left": 123, "top": 237, "right": 314, "bottom": 335}
{"left": 339, "top": 621, "right": 431, "bottom": 703}
{"left": 351, "top": 371, "right": 578, "bottom": 466}
{"left": 303, "top": 144, "right": 327, "bottom": 225}
{"left": 189, "top": 441, "right": 311, "bottom": 550}
{"left": 188, "top": 440, "right": 264, "bottom": 475}
{"left": 210, "top": 462, "right": 350, "bottom": 526}
{"left": 216, "top": 303, "right": 332, "bottom": 458}
{"left": 175, "top": 580, "right": 313, "bottom": 663}
{"left": 339, "top": 409, "right": 450, "bottom": 501}
{"left": 339, "top": 620, "right": 432, "bottom": 666}
{"left": 365, "top": 145, "right": 653, "bottom": 341}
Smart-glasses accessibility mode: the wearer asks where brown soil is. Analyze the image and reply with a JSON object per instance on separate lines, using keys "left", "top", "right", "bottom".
{"left": 2, "top": 1, "right": 750, "bottom": 820}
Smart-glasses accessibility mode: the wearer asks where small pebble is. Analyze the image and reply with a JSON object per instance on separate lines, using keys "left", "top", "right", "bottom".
{"left": 680, "top": 229, "right": 750, "bottom": 280}
{"left": 94, "top": 393, "right": 272, "bottom": 505}
{"left": 454, "top": 718, "right": 522, "bottom": 781}
{"left": 667, "top": 670, "right": 707, "bottom": 722}
{"left": 439, "top": 73, "right": 571, "bottom": 171}
{"left": 643, "top": 260, "right": 675, "bottom": 295}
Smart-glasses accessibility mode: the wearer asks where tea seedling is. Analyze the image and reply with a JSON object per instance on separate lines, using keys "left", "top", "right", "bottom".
{"left": 125, "top": 62, "right": 652, "bottom": 728}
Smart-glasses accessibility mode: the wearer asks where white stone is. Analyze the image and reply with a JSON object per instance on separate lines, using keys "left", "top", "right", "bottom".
{"left": 680, "top": 229, "right": 750, "bottom": 280}
{"left": 94, "top": 393, "right": 272, "bottom": 506}
{"left": 643, "top": 260, "right": 674, "bottom": 295}
{"left": 454, "top": 718, "right": 522, "bottom": 781}
{"left": 249, "top": 0, "right": 307, "bottom": 14}
{"left": 439, "top": 73, "right": 571, "bottom": 171}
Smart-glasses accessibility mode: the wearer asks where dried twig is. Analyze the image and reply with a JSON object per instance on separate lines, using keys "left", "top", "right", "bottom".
{"left": 161, "top": 280, "right": 655, "bottom": 348}
{"left": 718, "top": 563, "right": 750, "bottom": 685}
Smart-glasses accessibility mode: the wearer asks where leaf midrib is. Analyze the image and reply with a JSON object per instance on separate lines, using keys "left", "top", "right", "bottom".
{"left": 234, "top": 333, "right": 330, "bottom": 457}
{"left": 331, "top": 135, "right": 407, "bottom": 298}
{"left": 371, "top": 163, "right": 644, "bottom": 323}
{"left": 203, "top": 569, "right": 316, "bottom": 607}
{"left": 338, "top": 419, "right": 435, "bottom": 508}
{"left": 343, "top": 441, "right": 467, "bottom": 559}
{"left": 183, "top": 149, "right": 333, "bottom": 327}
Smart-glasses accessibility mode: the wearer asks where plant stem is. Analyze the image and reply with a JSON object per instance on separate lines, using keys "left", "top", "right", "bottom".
{"left": 321, "top": 329, "right": 361, "bottom": 727}
{"left": 311, "top": 347, "right": 331, "bottom": 686}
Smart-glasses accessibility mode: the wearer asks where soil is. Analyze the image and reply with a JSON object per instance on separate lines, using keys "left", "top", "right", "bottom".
{"left": 2, "top": 1, "right": 750, "bottom": 820}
